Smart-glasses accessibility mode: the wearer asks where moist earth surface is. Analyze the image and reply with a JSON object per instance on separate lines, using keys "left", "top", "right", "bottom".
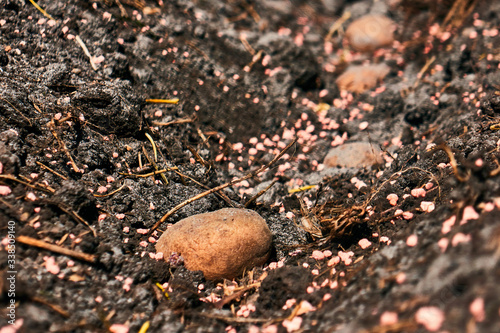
{"left": 1, "top": 0, "right": 500, "bottom": 332}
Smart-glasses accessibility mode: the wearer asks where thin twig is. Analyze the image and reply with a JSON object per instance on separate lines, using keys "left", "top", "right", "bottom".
{"left": 241, "top": 0, "right": 261, "bottom": 23}
{"left": 151, "top": 117, "right": 193, "bottom": 126}
{"left": 186, "top": 145, "right": 211, "bottom": 168}
{"left": 172, "top": 170, "right": 236, "bottom": 208}
{"left": 199, "top": 313, "right": 274, "bottom": 324}
{"left": 32, "top": 296, "right": 70, "bottom": 318}
{"left": 36, "top": 161, "right": 68, "bottom": 180}
{"left": 55, "top": 204, "right": 97, "bottom": 237}
{"left": 17, "top": 235, "right": 96, "bottom": 263}
{"left": 0, "top": 97, "right": 33, "bottom": 126}
{"left": 115, "top": 0, "right": 128, "bottom": 17}
{"left": 141, "top": 146, "right": 169, "bottom": 184}
{"left": 19, "top": 174, "right": 56, "bottom": 192}
{"left": 414, "top": 55, "right": 436, "bottom": 89}
{"left": 197, "top": 128, "right": 210, "bottom": 149}
{"left": 75, "top": 35, "right": 97, "bottom": 71}
{"left": 93, "top": 184, "right": 126, "bottom": 198}
{"left": 240, "top": 34, "right": 256, "bottom": 55}
{"left": 50, "top": 130, "right": 80, "bottom": 173}
{"left": 119, "top": 168, "right": 178, "bottom": 178}
{"left": 214, "top": 283, "right": 260, "bottom": 309}
{"left": 428, "top": 144, "right": 470, "bottom": 182}
{"left": 150, "top": 138, "right": 298, "bottom": 233}
{"left": 0, "top": 174, "right": 54, "bottom": 193}
{"left": 145, "top": 133, "right": 158, "bottom": 162}
{"left": 28, "top": 0, "right": 56, "bottom": 21}
{"left": 244, "top": 179, "right": 277, "bottom": 208}
{"left": 325, "top": 11, "right": 351, "bottom": 42}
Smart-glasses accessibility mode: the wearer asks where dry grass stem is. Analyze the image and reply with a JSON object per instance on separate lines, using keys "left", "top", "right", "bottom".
{"left": 325, "top": 11, "right": 351, "bottom": 42}
{"left": 0, "top": 174, "right": 54, "bottom": 193}
{"left": 119, "top": 168, "right": 178, "bottom": 178}
{"left": 150, "top": 138, "right": 298, "bottom": 233}
{"left": 36, "top": 161, "right": 68, "bottom": 180}
{"left": 244, "top": 179, "right": 277, "bottom": 208}
{"left": 93, "top": 184, "right": 127, "bottom": 198}
{"left": 17, "top": 235, "right": 96, "bottom": 263}
{"left": 55, "top": 204, "right": 97, "bottom": 237}
{"left": 151, "top": 117, "right": 193, "bottom": 126}
{"left": 75, "top": 35, "right": 97, "bottom": 71}
{"left": 50, "top": 130, "right": 80, "bottom": 173}
{"left": 32, "top": 296, "right": 70, "bottom": 318}
{"left": 429, "top": 144, "right": 470, "bottom": 182}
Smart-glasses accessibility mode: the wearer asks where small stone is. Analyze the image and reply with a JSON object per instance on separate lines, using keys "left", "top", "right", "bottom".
{"left": 156, "top": 208, "right": 272, "bottom": 280}
{"left": 323, "top": 142, "right": 384, "bottom": 168}
{"left": 345, "top": 14, "right": 395, "bottom": 52}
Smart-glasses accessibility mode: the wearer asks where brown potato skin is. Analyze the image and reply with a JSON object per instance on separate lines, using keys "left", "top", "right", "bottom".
{"left": 156, "top": 208, "right": 272, "bottom": 280}
{"left": 345, "top": 15, "right": 395, "bottom": 52}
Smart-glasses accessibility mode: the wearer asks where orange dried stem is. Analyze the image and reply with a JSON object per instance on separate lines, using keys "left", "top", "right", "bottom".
{"left": 145, "top": 98, "right": 179, "bottom": 104}
{"left": 28, "top": 0, "right": 56, "bottom": 21}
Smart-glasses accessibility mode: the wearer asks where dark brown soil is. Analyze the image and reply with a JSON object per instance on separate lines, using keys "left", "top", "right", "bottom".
{"left": 1, "top": 0, "right": 500, "bottom": 332}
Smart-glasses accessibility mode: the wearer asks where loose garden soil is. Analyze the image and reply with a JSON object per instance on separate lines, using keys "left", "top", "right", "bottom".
{"left": 1, "top": 0, "right": 500, "bottom": 332}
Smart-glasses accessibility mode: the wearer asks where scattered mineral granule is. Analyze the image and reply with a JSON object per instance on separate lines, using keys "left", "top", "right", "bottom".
{"left": 460, "top": 206, "right": 479, "bottom": 224}
{"left": 345, "top": 15, "right": 395, "bottom": 52}
{"left": 327, "top": 256, "right": 340, "bottom": 266}
{"left": 395, "top": 272, "right": 406, "bottom": 284}
{"left": 0, "top": 185, "right": 11, "bottom": 196}
{"left": 411, "top": 188, "right": 426, "bottom": 198}
{"left": 406, "top": 234, "right": 418, "bottom": 247}
{"left": 336, "top": 64, "right": 391, "bottom": 93}
{"left": 358, "top": 238, "right": 372, "bottom": 249}
{"left": 438, "top": 238, "right": 449, "bottom": 252}
{"left": 282, "top": 316, "right": 302, "bottom": 332}
{"left": 420, "top": 201, "right": 435, "bottom": 213}
{"left": 44, "top": 256, "right": 60, "bottom": 275}
{"left": 296, "top": 300, "right": 316, "bottom": 315}
{"left": 262, "top": 325, "right": 278, "bottom": 333}
{"left": 380, "top": 236, "right": 391, "bottom": 244}
{"left": 402, "top": 211, "right": 414, "bottom": 220}
{"left": 109, "top": 324, "right": 129, "bottom": 333}
{"left": 311, "top": 250, "right": 325, "bottom": 260}
{"left": 122, "top": 277, "right": 133, "bottom": 292}
{"left": 156, "top": 208, "right": 272, "bottom": 280}
{"left": 324, "top": 142, "right": 384, "bottom": 168}
{"left": 26, "top": 192, "right": 37, "bottom": 201}
{"left": 236, "top": 303, "right": 256, "bottom": 317}
{"left": 415, "top": 306, "right": 445, "bottom": 331}
{"left": 338, "top": 251, "right": 354, "bottom": 265}
{"left": 323, "top": 250, "right": 333, "bottom": 257}
{"left": 470, "top": 298, "right": 485, "bottom": 322}
{"left": 451, "top": 233, "right": 471, "bottom": 247}
{"left": 387, "top": 193, "right": 398, "bottom": 206}
{"left": 441, "top": 216, "right": 456, "bottom": 234}
{"left": 380, "top": 311, "right": 399, "bottom": 326}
